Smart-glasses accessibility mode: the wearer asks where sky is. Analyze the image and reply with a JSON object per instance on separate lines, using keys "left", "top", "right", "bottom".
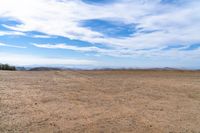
{"left": 0, "top": 0, "right": 200, "bottom": 69}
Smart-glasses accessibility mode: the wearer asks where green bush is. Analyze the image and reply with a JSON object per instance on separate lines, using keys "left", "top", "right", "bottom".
{"left": 0, "top": 64, "right": 16, "bottom": 71}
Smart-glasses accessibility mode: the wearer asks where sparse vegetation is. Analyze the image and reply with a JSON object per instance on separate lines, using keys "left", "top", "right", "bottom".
{"left": 0, "top": 63, "right": 16, "bottom": 71}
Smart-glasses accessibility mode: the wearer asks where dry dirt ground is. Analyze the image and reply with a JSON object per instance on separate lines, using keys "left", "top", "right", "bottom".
{"left": 0, "top": 70, "right": 200, "bottom": 133}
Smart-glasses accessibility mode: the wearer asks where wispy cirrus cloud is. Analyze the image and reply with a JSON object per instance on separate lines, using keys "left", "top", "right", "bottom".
{"left": 0, "top": 52, "right": 97, "bottom": 66}
{"left": 0, "top": 30, "right": 25, "bottom": 36}
{"left": 32, "top": 34, "right": 52, "bottom": 38}
{"left": 0, "top": 42, "right": 26, "bottom": 48}
{"left": 33, "top": 43, "right": 106, "bottom": 52}
{"left": 32, "top": 43, "right": 200, "bottom": 60}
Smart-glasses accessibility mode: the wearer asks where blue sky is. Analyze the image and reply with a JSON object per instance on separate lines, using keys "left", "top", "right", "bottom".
{"left": 0, "top": 0, "right": 200, "bottom": 69}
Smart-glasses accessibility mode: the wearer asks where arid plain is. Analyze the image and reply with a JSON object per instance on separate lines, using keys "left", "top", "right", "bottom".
{"left": 0, "top": 70, "right": 200, "bottom": 133}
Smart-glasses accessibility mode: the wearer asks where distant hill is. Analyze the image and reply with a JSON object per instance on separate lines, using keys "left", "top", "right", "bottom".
{"left": 11, "top": 66, "right": 198, "bottom": 71}
{"left": 149, "top": 67, "right": 180, "bottom": 70}
{"left": 29, "top": 67, "right": 62, "bottom": 71}
{"left": 16, "top": 67, "right": 26, "bottom": 71}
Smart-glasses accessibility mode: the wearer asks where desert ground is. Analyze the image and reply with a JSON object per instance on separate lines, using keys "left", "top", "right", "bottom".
{"left": 0, "top": 70, "right": 200, "bottom": 133}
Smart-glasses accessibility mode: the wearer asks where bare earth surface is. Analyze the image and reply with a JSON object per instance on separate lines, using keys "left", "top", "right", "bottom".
{"left": 0, "top": 70, "right": 200, "bottom": 133}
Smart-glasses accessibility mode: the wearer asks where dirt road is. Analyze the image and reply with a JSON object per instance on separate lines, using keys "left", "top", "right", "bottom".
{"left": 0, "top": 70, "right": 200, "bottom": 133}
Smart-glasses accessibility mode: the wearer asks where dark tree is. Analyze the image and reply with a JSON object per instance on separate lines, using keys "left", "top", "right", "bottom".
{"left": 0, "top": 64, "right": 16, "bottom": 71}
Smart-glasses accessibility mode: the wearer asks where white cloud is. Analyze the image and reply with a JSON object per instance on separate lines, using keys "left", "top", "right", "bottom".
{"left": 32, "top": 43, "right": 141, "bottom": 57}
{"left": 0, "top": 30, "right": 25, "bottom": 36}
{"left": 33, "top": 43, "right": 108, "bottom": 52}
{"left": 0, "top": 0, "right": 200, "bottom": 56}
{"left": 0, "top": 42, "right": 26, "bottom": 48}
{"left": 32, "top": 34, "right": 52, "bottom": 38}
{"left": 32, "top": 43, "right": 200, "bottom": 60}
{"left": 0, "top": 53, "right": 97, "bottom": 66}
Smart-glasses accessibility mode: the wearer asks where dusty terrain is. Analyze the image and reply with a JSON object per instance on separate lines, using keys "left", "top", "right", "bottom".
{"left": 0, "top": 70, "right": 200, "bottom": 133}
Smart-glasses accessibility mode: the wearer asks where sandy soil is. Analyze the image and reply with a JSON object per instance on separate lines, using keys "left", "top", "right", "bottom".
{"left": 0, "top": 70, "right": 200, "bottom": 133}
